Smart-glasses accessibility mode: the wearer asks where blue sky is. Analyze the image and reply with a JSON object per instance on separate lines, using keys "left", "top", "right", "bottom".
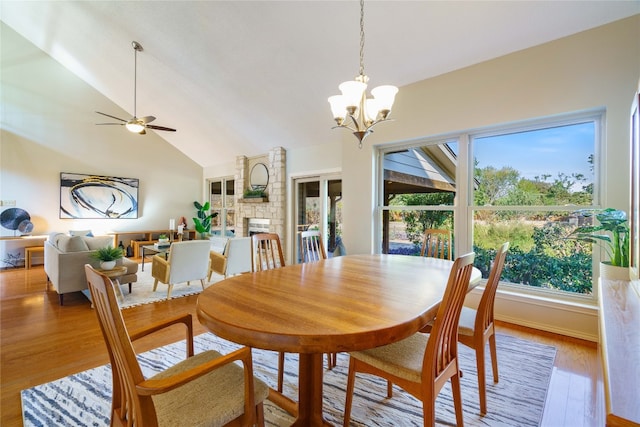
{"left": 473, "top": 122, "right": 595, "bottom": 185}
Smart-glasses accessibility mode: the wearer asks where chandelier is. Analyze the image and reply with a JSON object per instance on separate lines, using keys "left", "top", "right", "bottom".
{"left": 328, "top": 0, "right": 398, "bottom": 148}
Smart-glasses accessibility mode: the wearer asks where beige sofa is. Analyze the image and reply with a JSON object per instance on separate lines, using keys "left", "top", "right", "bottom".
{"left": 44, "top": 233, "right": 138, "bottom": 305}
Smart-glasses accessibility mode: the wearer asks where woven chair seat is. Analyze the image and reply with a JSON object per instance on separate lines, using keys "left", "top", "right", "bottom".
{"left": 153, "top": 349, "right": 269, "bottom": 426}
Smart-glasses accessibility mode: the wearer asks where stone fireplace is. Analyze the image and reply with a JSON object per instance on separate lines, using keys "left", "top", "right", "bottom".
{"left": 235, "top": 146, "right": 286, "bottom": 251}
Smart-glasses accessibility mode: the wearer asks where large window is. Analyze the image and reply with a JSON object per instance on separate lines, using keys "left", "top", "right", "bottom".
{"left": 378, "top": 111, "right": 602, "bottom": 298}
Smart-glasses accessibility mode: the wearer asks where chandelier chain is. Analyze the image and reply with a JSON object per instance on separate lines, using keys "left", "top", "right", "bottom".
{"left": 359, "top": 0, "right": 365, "bottom": 77}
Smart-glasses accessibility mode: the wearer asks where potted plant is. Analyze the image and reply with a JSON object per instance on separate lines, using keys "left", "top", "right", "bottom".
{"left": 158, "top": 233, "right": 169, "bottom": 244}
{"left": 570, "top": 208, "right": 630, "bottom": 280}
{"left": 243, "top": 188, "right": 266, "bottom": 199}
{"left": 193, "top": 201, "right": 218, "bottom": 239}
{"left": 90, "top": 245, "right": 124, "bottom": 270}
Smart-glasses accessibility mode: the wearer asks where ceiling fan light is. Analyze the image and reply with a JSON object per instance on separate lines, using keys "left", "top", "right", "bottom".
{"left": 125, "top": 121, "right": 145, "bottom": 133}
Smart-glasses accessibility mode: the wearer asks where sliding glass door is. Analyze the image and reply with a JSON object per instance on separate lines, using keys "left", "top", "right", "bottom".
{"left": 293, "top": 175, "right": 343, "bottom": 262}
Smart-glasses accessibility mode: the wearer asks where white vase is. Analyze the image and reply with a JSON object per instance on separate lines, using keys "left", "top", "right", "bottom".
{"left": 599, "top": 262, "right": 630, "bottom": 281}
{"left": 100, "top": 260, "right": 116, "bottom": 270}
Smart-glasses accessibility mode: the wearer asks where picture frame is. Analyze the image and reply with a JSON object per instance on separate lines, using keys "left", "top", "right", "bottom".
{"left": 59, "top": 172, "right": 139, "bottom": 219}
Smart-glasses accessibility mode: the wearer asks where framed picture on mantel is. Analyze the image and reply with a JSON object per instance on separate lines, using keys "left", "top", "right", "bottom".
{"left": 59, "top": 172, "right": 139, "bottom": 219}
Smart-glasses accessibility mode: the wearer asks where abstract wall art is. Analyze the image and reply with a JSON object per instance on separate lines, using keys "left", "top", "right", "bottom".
{"left": 60, "top": 173, "right": 139, "bottom": 219}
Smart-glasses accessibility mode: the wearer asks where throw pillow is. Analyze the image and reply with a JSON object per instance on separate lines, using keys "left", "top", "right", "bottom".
{"left": 69, "top": 229, "right": 94, "bottom": 237}
{"left": 57, "top": 235, "right": 90, "bottom": 252}
{"left": 83, "top": 236, "right": 114, "bottom": 250}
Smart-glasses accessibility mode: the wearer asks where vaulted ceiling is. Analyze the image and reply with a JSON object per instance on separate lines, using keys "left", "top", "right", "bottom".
{"left": 2, "top": 1, "right": 638, "bottom": 168}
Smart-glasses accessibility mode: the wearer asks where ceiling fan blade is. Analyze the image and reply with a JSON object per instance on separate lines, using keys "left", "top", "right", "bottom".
{"left": 146, "top": 124, "right": 177, "bottom": 132}
{"left": 95, "top": 123, "right": 124, "bottom": 126}
{"left": 139, "top": 116, "right": 156, "bottom": 124}
{"left": 95, "top": 111, "right": 127, "bottom": 122}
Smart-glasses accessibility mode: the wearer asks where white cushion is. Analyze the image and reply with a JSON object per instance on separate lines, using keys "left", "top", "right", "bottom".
{"left": 83, "top": 236, "right": 113, "bottom": 250}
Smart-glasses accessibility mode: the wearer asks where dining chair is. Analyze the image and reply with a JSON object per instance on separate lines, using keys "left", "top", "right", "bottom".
{"left": 84, "top": 264, "right": 269, "bottom": 427}
{"left": 151, "top": 240, "right": 211, "bottom": 299}
{"left": 453, "top": 242, "right": 510, "bottom": 415}
{"left": 420, "top": 228, "right": 452, "bottom": 260}
{"left": 251, "top": 233, "right": 288, "bottom": 392}
{"left": 299, "top": 229, "right": 327, "bottom": 263}
{"left": 342, "top": 252, "right": 476, "bottom": 427}
{"left": 298, "top": 230, "right": 337, "bottom": 369}
{"left": 251, "top": 232, "right": 285, "bottom": 272}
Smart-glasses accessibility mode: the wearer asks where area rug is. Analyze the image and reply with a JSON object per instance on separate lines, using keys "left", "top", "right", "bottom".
{"left": 22, "top": 332, "right": 555, "bottom": 426}
{"left": 82, "top": 266, "right": 224, "bottom": 309}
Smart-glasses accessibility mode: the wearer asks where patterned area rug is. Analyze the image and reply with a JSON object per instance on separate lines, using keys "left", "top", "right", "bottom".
{"left": 22, "top": 332, "right": 555, "bottom": 426}
{"left": 82, "top": 266, "right": 224, "bottom": 309}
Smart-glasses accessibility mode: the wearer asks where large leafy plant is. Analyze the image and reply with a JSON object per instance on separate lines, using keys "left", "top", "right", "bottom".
{"left": 570, "top": 208, "right": 630, "bottom": 267}
{"left": 193, "top": 201, "right": 218, "bottom": 236}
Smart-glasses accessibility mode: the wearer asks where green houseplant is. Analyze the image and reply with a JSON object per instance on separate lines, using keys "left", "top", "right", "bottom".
{"left": 90, "top": 245, "right": 124, "bottom": 270}
{"left": 570, "top": 208, "right": 630, "bottom": 269}
{"left": 243, "top": 188, "right": 266, "bottom": 199}
{"left": 193, "top": 201, "right": 218, "bottom": 239}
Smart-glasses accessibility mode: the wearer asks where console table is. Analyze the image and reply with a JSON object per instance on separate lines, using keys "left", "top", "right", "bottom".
{"left": 0, "top": 235, "right": 48, "bottom": 269}
{"left": 599, "top": 278, "right": 640, "bottom": 426}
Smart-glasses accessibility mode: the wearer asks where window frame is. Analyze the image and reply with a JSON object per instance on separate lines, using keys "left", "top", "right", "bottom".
{"left": 376, "top": 109, "right": 604, "bottom": 304}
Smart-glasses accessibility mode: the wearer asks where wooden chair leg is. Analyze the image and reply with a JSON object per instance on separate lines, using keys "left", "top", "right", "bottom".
{"left": 488, "top": 332, "right": 499, "bottom": 382}
{"left": 256, "top": 402, "right": 265, "bottom": 427}
{"left": 343, "top": 358, "right": 357, "bottom": 427}
{"left": 475, "top": 340, "right": 487, "bottom": 415}
{"left": 277, "top": 352, "right": 285, "bottom": 392}
{"left": 451, "top": 371, "right": 465, "bottom": 426}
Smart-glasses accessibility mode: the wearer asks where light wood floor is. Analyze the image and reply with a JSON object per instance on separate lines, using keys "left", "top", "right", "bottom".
{"left": 0, "top": 263, "right": 601, "bottom": 426}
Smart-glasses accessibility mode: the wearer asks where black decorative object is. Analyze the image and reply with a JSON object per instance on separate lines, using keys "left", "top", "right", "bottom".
{"left": 0, "top": 208, "right": 34, "bottom": 235}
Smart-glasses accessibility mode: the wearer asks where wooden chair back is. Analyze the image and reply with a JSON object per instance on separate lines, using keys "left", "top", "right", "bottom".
{"left": 423, "top": 252, "right": 475, "bottom": 383}
{"left": 299, "top": 230, "right": 327, "bottom": 263}
{"left": 251, "top": 233, "right": 285, "bottom": 271}
{"left": 85, "top": 264, "right": 160, "bottom": 425}
{"left": 475, "top": 242, "right": 509, "bottom": 336}
{"left": 420, "top": 229, "right": 452, "bottom": 260}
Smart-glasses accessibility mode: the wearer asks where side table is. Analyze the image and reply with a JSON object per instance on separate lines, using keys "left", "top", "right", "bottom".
{"left": 97, "top": 266, "right": 129, "bottom": 303}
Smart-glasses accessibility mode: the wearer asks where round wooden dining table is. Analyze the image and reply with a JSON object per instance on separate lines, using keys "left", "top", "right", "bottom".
{"left": 197, "top": 254, "right": 481, "bottom": 426}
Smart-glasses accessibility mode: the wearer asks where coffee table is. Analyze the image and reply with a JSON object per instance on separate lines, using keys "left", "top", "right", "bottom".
{"left": 140, "top": 244, "right": 170, "bottom": 271}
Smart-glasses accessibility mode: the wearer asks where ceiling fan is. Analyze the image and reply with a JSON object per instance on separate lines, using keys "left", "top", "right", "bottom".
{"left": 96, "top": 41, "right": 176, "bottom": 135}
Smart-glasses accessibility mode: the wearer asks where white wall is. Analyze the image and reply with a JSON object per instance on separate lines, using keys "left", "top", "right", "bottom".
{"left": 0, "top": 23, "right": 203, "bottom": 237}
{"left": 342, "top": 15, "right": 640, "bottom": 256}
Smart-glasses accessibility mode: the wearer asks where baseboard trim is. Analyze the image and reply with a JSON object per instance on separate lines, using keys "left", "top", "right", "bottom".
{"left": 466, "top": 287, "right": 599, "bottom": 342}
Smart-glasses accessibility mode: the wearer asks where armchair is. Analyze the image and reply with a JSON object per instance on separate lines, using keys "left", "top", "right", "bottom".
{"left": 208, "top": 237, "right": 252, "bottom": 281}
{"left": 151, "top": 240, "right": 211, "bottom": 299}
